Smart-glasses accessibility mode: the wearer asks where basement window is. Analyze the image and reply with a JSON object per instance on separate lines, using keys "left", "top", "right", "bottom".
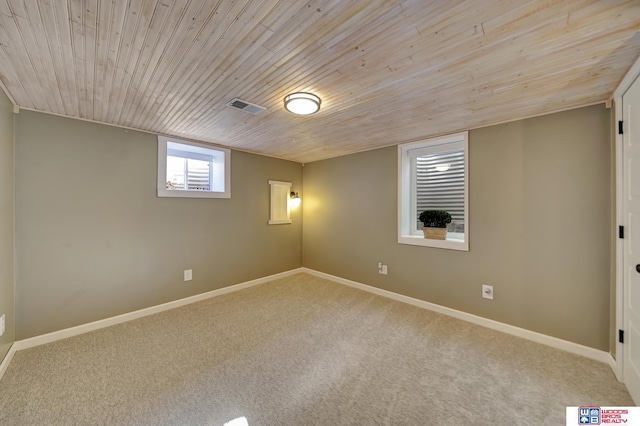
{"left": 398, "top": 132, "right": 469, "bottom": 251}
{"left": 157, "top": 136, "right": 230, "bottom": 198}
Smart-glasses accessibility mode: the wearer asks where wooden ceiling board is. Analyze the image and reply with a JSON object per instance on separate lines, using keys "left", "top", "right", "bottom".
{"left": 0, "top": 0, "right": 638, "bottom": 163}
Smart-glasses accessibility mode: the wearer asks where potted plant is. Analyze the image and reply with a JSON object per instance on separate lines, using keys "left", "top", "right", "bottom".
{"left": 418, "top": 210, "right": 452, "bottom": 240}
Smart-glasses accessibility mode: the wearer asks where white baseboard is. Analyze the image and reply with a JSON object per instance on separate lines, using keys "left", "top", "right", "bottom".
{"left": 0, "top": 344, "right": 17, "bottom": 382}
{"left": 302, "top": 268, "right": 613, "bottom": 366}
{"left": 2, "top": 267, "right": 615, "bottom": 382}
{"left": 13, "top": 268, "right": 304, "bottom": 352}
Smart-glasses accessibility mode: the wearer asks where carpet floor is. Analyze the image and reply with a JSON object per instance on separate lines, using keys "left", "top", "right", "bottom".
{"left": 0, "top": 273, "right": 632, "bottom": 425}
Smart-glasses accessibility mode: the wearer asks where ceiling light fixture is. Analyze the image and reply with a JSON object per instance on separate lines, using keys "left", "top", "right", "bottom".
{"left": 284, "top": 92, "right": 321, "bottom": 115}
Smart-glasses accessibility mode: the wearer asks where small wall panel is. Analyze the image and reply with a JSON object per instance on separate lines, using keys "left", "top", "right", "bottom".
{"left": 268, "top": 180, "right": 291, "bottom": 225}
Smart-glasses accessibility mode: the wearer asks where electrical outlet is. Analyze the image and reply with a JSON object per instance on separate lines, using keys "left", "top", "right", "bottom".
{"left": 184, "top": 269, "right": 193, "bottom": 281}
{"left": 482, "top": 285, "right": 494, "bottom": 300}
{"left": 378, "top": 262, "right": 388, "bottom": 275}
{"left": 0, "top": 314, "right": 4, "bottom": 337}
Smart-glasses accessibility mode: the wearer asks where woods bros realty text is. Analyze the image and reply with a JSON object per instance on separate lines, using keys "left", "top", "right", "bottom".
{"left": 567, "top": 407, "right": 637, "bottom": 425}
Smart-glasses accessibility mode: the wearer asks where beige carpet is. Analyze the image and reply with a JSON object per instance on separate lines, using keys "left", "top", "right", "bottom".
{"left": 0, "top": 273, "right": 632, "bottom": 425}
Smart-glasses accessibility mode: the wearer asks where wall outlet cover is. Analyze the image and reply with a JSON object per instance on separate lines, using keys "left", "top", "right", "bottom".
{"left": 482, "top": 285, "right": 494, "bottom": 300}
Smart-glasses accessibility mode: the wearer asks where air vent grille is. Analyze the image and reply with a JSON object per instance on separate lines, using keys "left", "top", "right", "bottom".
{"left": 226, "top": 98, "right": 266, "bottom": 115}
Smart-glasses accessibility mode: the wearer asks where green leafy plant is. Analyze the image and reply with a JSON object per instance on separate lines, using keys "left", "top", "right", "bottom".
{"left": 419, "top": 210, "right": 452, "bottom": 228}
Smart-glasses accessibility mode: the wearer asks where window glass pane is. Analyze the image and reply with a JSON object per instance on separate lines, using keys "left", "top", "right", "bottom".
{"left": 158, "top": 136, "right": 231, "bottom": 198}
{"left": 415, "top": 149, "right": 465, "bottom": 233}
{"left": 166, "top": 155, "right": 186, "bottom": 190}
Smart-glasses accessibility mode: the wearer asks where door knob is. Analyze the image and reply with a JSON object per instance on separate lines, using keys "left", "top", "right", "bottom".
{"left": 637, "top": 264, "right": 640, "bottom": 273}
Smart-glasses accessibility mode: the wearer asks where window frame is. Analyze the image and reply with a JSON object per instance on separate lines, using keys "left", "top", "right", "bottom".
{"left": 398, "top": 132, "right": 469, "bottom": 251}
{"left": 157, "top": 136, "right": 231, "bottom": 199}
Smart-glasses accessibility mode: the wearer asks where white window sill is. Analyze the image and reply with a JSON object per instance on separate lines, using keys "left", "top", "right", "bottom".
{"left": 268, "top": 220, "right": 292, "bottom": 225}
{"left": 398, "top": 235, "right": 469, "bottom": 251}
{"left": 157, "top": 188, "right": 230, "bottom": 199}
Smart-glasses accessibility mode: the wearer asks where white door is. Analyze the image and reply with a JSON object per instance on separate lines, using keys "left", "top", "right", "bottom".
{"left": 623, "top": 74, "right": 640, "bottom": 404}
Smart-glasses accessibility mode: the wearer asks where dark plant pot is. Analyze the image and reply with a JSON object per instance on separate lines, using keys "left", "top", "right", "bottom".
{"left": 422, "top": 227, "right": 447, "bottom": 240}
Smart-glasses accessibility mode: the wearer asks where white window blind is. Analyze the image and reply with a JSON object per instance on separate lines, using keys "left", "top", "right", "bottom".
{"left": 413, "top": 145, "right": 465, "bottom": 232}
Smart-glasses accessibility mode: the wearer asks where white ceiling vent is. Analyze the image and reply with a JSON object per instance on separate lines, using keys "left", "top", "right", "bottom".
{"left": 226, "top": 98, "right": 266, "bottom": 115}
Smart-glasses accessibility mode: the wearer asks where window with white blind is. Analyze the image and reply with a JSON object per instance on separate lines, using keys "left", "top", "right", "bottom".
{"left": 398, "top": 132, "right": 469, "bottom": 250}
{"left": 157, "top": 136, "right": 230, "bottom": 199}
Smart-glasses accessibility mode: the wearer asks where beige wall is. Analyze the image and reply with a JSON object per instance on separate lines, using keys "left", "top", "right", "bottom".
{"left": 303, "top": 104, "right": 612, "bottom": 351}
{"left": 14, "top": 111, "right": 302, "bottom": 339}
{"left": 0, "top": 90, "right": 14, "bottom": 360}
{"left": 9, "top": 104, "right": 617, "bottom": 352}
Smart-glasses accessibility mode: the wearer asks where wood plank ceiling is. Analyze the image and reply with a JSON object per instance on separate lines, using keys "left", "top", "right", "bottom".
{"left": 0, "top": 0, "right": 638, "bottom": 163}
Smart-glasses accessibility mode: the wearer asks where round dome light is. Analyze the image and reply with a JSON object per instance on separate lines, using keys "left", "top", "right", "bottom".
{"left": 284, "top": 92, "right": 321, "bottom": 115}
